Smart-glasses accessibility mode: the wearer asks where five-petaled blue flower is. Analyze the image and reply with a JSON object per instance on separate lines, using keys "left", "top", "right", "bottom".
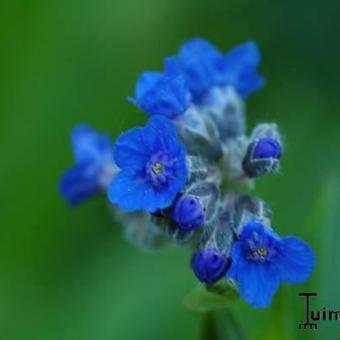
{"left": 227, "top": 222, "right": 315, "bottom": 308}
{"left": 59, "top": 124, "right": 115, "bottom": 205}
{"left": 108, "top": 115, "right": 188, "bottom": 212}
{"left": 130, "top": 58, "right": 189, "bottom": 119}
{"left": 177, "top": 38, "right": 265, "bottom": 101}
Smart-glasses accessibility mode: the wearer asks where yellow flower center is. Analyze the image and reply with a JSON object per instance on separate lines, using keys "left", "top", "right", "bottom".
{"left": 256, "top": 247, "right": 268, "bottom": 257}
{"left": 152, "top": 162, "right": 164, "bottom": 175}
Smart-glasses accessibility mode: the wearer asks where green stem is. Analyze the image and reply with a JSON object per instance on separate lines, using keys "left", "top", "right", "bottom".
{"left": 201, "top": 310, "right": 245, "bottom": 340}
{"left": 201, "top": 312, "right": 219, "bottom": 340}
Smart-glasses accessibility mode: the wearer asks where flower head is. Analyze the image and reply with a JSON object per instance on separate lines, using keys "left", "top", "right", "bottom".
{"left": 228, "top": 222, "right": 315, "bottom": 308}
{"left": 130, "top": 58, "right": 189, "bottom": 119}
{"left": 177, "top": 38, "right": 264, "bottom": 101}
{"left": 172, "top": 194, "right": 205, "bottom": 231}
{"left": 59, "top": 124, "right": 115, "bottom": 205}
{"left": 58, "top": 39, "right": 314, "bottom": 312}
{"left": 108, "top": 115, "right": 188, "bottom": 212}
{"left": 191, "top": 249, "right": 230, "bottom": 284}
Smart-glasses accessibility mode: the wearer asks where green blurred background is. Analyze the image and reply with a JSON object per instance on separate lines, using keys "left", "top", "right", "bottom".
{"left": 1, "top": 0, "right": 340, "bottom": 339}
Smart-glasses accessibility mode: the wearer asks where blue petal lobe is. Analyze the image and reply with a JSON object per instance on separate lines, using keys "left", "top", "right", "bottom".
{"left": 178, "top": 38, "right": 224, "bottom": 100}
{"left": 141, "top": 115, "right": 178, "bottom": 153}
{"left": 59, "top": 163, "right": 99, "bottom": 205}
{"left": 132, "top": 58, "right": 189, "bottom": 118}
{"left": 108, "top": 170, "right": 148, "bottom": 212}
{"left": 223, "top": 41, "right": 265, "bottom": 98}
{"left": 224, "top": 42, "right": 261, "bottom": 72}
{"left": 71, "top": 124, "right": 111, "bottom": 164}
{"left": 239, "top": 262, "right": 280, "bottom": 308}
{"left": 114, "top": 127, "right": 149, "bottom": 169}
{"left": 135, "top": 72, "right": 162, "bottom": 100}
{"left": 276, "top": 236, "right": 315, "bottom": 284}
{"left": 108, "top": 170, "right": 181, "bottom": 213}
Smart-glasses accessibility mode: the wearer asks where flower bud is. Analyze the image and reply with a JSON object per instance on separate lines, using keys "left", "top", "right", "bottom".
{"left": 242, "top": 138, "right": 281, "bottom": 178}
{"left": 191, "top": 249, "right": 230, "bottom": 284}
{"left": 253, "top": 138, "right": 281, "bottom": 159}
{"left": 172, "top": 195, "right": 205, "bottom": 231}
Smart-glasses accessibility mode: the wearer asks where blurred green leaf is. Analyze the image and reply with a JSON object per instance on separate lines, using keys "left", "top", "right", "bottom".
{"left": 183, "top": 282, "right": 238, "bottom": 313}
{"left": 305, "top": 175, "right": 340, "bottom": 340}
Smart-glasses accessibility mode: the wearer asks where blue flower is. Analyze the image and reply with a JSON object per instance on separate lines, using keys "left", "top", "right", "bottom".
{"left": 178, "top": 38, "right": 264, "bottom": 101}
{"left": 191, "top": 249, "right": 230, "bottom": 284}
{"left": 59, "top": 124, "right": 115, "bottom": 205}
{"left": 228, "top": 222, "right": 315, "bottom": 308}
{"left": 108, "top": 115, "right": 188, "bottom": 212}
{"left": 130, "top": 58, "right": 190, "bottom": 119}
{"left": 172, "top": 194, "right": 205, "bottom": 231}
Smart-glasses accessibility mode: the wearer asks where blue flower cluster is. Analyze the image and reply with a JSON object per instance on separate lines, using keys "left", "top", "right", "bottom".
{"left": 59, "top": 38, "right": 314, "bottom": 309}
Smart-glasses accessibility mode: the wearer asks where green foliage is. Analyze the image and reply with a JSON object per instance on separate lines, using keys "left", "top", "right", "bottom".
{"left": 183, "top": 282, "right": 238, "bottom": 313}
{"left": 201, "top": 311, "right": 244, "bottom": 340}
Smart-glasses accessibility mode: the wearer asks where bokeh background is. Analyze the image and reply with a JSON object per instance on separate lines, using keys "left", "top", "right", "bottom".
{"left": 1, "top": 0, "right": 340, "bottom": 339}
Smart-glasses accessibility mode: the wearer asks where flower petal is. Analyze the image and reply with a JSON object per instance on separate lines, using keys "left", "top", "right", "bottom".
{"left": 108, "top": 170, "right": 181, "bottom": 213}
{"left": 229, "top": 262, "right": 280, "bottom": 308}
{"left": 135, "top": 72, "right": 163, "bottom": 100}
{"left": 178, "top": 38, "right": 225, "bottom": 100}
{"left": 132, "top": 58, "right": 189, "bottom": 118}
{"left": 71, "top": 124, "right": 111, "bottom": 164}
{"left": 59, "top": 162, "right": 99, "bottom": 205}
{"left": 240, "top": 262, "right": 280, "bottom": 308}
{"left": 114, "top": 127, "right": 149, "bottom": 170}
{"left": 108, "top": 170, "right": 149, "bottom": 212}
{"left": 276, "top": 236, "right": 315, "bottom": 284}
{"left": 141, "top": 115, "right": 178, "bottom": 153}
{"left": 223, "top": 41, "right": 265, "bottom": 98}
{"left": 224, "top": 41, "right": 261, "bottom": 71}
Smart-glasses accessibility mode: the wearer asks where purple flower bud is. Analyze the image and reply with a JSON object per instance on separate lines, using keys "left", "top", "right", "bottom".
{"left": 172, "top": 195, "right": 205, "bottom": 231}
{"left": 243, "top": 138, "right": 282, "bottom": 178}
{"left": 191, "top": 250, "right": 230, "bottom": 284}
{"left": 252, "top": 138, "right": 281, "bottom": 160}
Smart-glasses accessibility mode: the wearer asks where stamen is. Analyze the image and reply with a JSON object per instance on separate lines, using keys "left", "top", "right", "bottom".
{"left": 255, "top": 247, "right": 268, "bottom": 257}
{"left": 152, "top": 162, "right": 164, "bottom": 175}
